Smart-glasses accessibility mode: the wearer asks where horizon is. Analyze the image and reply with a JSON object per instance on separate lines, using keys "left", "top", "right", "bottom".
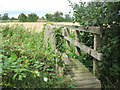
{"left": 0, "top": 0, "right": 76, "bottom": 18}
{"left": 0, "top": 10, "right": 73, "bottom": 19}
{"left": 0, "top": 0, "right": 94, "bottom": 18}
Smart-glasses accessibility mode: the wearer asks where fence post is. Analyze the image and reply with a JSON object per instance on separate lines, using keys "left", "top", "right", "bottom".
{"left": 93, "top": 34, "right": 101, "bottom": 78}
{"left": 75, "top": 30, "right": 81, "bottom": 55}
{"left": 66, "top": 28, "right": 71, "bottom": 52}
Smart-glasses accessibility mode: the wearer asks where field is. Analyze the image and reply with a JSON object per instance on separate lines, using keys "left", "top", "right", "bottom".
{"left": 0, "top": 22, "right": 79, "bottom": 32}
{"left": 0, "top": 22, "right": 45, "bottom": 33}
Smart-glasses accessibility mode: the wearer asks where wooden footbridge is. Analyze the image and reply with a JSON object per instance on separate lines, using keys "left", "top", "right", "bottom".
{"left": 44, "top": 23, "right": 103, "bottom": 88}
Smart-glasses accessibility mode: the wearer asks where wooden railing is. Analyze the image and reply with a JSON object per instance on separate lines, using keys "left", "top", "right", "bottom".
{"left": 45, "top": 23, "right": 103, "bottom": 78}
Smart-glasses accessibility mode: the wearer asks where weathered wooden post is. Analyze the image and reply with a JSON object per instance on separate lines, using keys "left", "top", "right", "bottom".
{"left": 75, "top": 30, "right": 81, "bottom": 55}
{"left": 65, "top": 28, "right": 71, "bottom": 53}
{"left": 93, "top": 33, "right": 102, "bottom": 78}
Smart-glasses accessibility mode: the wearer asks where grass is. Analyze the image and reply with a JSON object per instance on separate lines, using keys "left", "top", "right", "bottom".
{"left": 0, "top": 20, "right": 18, "bottom": 23}
{"left": 0, "top": 20, "right": 46, "bottom": 23}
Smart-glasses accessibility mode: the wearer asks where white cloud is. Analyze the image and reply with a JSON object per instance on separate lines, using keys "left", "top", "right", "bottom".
{"left": 0, "top": 0, "right": 95, "bottom": 11}
{"left": 0, "top": 0, "right": 92, "bottom": 17}
{"left": 0, "top": 0, "right": 71, "bottom": 11}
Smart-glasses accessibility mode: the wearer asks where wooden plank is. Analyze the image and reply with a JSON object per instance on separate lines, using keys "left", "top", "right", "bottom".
{"left": 51, "top": 24, "right": 101, "bottom": 35}
{"left": 65, "top": 58, "right": 101, "bottom": 88}
{"left": 65, "top": 28, "right": 71, "bottom": 53}
{"left": 77, "top": 82, "right": 101, "bottom": 88}
{"left": 93, "top": 34, "right": 102, "bottom": 78}
{"left": 66, "top": 74, "right": 97, "bottom": 81}
{"left": 75, "top": 79, "right": 100, "bottom": 86}
{"left": 75, "top": 30, "right": 81, "bottom": 55}
{"left": 64, "top": 36, "right": 103, "bottom": 61}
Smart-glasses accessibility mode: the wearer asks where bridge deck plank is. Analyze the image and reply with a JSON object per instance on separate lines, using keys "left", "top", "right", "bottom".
{"left": 63, "top": 53, "right": 101, "bottom": 88}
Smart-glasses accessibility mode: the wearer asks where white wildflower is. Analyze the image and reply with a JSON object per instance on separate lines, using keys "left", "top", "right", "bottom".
{"left": 43, "top": 77, "right": 48, "bottom": 82}
{"left": 113, "top": 21, "right": 115, "bottom": 24}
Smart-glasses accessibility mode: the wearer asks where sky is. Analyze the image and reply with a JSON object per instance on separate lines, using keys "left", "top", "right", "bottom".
{"left": 0, "top": 0, "right": 91, "bottom": 18}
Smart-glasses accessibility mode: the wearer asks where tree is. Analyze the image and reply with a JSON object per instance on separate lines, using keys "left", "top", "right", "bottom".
{"left": 27, "top": 13, "right": 39, "bottom": 22}
{"left": 0, "top": 14, "right": 2, "bottom": 20}
{"left": 10, "top": 17, "right": 18, "bottom": 20}
{"left": 2, "top": 13, "right": 9, "bottom": 20}
{"left": 69, "top": 1, "right": 120, "bottom": 88}
{"left": 53, "top": 11, "right": 64, "bottom": 22}
{"left": 41, "top": 16, "right": 45, "bottom": 20}
{"left": 64, "top": 14, "right": 72, "bottom": 22}
{"left": 45, "top": 13, "right": 53, "bottom": 21}
{"left": 18, "top": 13, "right": 27, "bottom": 22}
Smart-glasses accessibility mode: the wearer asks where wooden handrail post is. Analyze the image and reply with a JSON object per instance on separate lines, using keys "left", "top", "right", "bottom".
{"left": 75, "top": 30, "right": 81, "bottom": 55}
{"left": 66, "top": 28, "right": 70, "bottom": 49}
{"left": 93, "top": 34, "right": 101, "bottom": 78}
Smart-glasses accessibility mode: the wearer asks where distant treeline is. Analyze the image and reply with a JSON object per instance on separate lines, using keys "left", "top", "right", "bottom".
{"left": 0, "top": 13, "right": 18, "bottom": 20}
{"left": 0, "top": 11, "right": 73, "bottom": 22}
{"left": 44, "top": 11, "right": 72, "bottom": 22}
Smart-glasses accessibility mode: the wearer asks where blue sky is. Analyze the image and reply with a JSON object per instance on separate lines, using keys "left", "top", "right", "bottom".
{"left": 0, "top": 0, "right": 94, "bottom": 18}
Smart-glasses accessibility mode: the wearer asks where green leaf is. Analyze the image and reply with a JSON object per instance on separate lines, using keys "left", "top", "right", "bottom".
{"left": 12, "top": 74, "right": 18, "bottom": 80}
{"left": 11, "top": 53, "right": 17, "bottom": 60}
{"left": 18, "top": 75, "right": 23, "bottom": 80}
{"left": 0, "top": 54, "right": 4, "bottom": 59}
{"left": 21, "top": 73, "right": 26, "bottom": 78}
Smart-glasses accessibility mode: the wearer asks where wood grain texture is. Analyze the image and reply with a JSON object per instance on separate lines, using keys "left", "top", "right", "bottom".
{"left": 93, "top": 34, "right": 102, "bottom": 77}
{"left": 44, "top": 24, "right": 101, "bottom": 88}
{"left": 51, "top": 24, "right": 101, "bottom": 35}
{"left": 64, "top": 36, "right": 103, "bottom": 61}
{"left": 63, "top": 55, "right": 101, "bottom": 88}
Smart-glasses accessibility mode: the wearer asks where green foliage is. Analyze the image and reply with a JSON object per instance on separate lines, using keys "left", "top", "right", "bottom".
{"left": 68, "top": 30, "right": 93, "bottom": 71}
{"left": 53, "top": 27, "right": 66, "bottom": 52}
{"left": 10, "top": 17, "right": 18, "bottom": 20}
{"left": 0, "top": 14, "right": 2, "bottom": 20}
{"left": 53, "top": 11, "right": 64, "bottom": 22}
{"left": 27, "top": 13, "right": 39, "bottom": 22}
{"left": 18, "top": 13, "right": 39, "bottom": 22}
{"left": 45, "top": 13, "right": 54, "bottom": 21}
{"left": 70, "top": 2, "right": 120, "bottom": 26}
{"left": 45, "top": 11, "right": 72, "bottom": 22}
{"left": 1, "top": 25, "right": 74, "bottom": 88}
{"left": 53, "top": 26, "right": 93, "bottom": 72}
{"left": 18, "top": 13, "right": 27, "bottom": 22}
{"left": 69, "top": 1, "right": 120, "bottom": 88}
{"left": 64, "top": 14, "right": 72, "bottom": 22}
{"left": 2, "top": 13, "right": 9, "bottom": 20}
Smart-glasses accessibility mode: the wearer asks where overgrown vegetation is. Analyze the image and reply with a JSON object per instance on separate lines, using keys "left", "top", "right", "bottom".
{"left": 0, "top": 25, "right": 74, "bottom": 88}
{"left": 68, "top": 1, "right": 120, "bottom": 89}
{"left": 18, "top": 13, "right": 39, "bottom": 22}
{"left": 1, "top": 1, "right": 120, "bottom": 89}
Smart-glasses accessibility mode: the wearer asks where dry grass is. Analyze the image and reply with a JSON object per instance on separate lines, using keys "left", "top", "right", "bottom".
{"left": 0, "top": 22, "right": 79, "bottom": 33}
{"left": 0, "top": 22, "right": 46, "bottom": 33}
